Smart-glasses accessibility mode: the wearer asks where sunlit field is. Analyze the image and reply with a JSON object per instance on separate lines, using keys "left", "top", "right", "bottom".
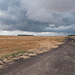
{"left": 0, "top": 36, "right": 65, "bottom": 59}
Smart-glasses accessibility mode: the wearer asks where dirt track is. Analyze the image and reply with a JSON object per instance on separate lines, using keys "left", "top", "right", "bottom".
{"left": 0, "top": 38, "right": 75, "bottom": 75}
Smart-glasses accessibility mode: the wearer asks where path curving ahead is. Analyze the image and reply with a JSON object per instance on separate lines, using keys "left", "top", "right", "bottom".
{"left": 0, "top": 38, "right": 75, "bottom": 75}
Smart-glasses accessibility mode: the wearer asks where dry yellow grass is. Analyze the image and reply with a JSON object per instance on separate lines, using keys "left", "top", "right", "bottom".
{"left": 0, "top": 36, "right": 65, "bottom": 58}
{"left": 69, "top": 36, "right": 75, "bottom": 39}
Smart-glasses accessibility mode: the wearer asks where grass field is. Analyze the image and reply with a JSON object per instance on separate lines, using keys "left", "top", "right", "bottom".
{"left": 69, "top": 36, "right": 75, "bottom": 39}
{"left": 0, "top": 36, "right": 65, "bottom": 59}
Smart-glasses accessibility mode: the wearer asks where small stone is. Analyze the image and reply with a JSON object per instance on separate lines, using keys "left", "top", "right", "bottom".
{"left": 28, "top": 53, "right": 36, "bottom": 56}
{"left": 21, "top": 56, "right": 29, "bottom": 59}
{"left": 0, "top": 60, "right": 3, "bottom": 65}
{"left": 3, "top": 58, "right": 8, "bottom": 63}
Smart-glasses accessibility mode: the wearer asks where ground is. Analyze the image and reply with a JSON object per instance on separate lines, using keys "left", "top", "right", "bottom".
{"left": 0, "top": 37, "right": 75, "bottom": 75}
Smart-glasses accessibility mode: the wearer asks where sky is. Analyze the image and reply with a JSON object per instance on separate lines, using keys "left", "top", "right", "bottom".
{"left": 0, "top": 0, "right": 75, "bottom": 36}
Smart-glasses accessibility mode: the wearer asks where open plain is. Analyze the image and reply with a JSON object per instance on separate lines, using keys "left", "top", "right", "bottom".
{"left": 0, "top": 36, "right": 65, "bottom": 59}
{"left": 0, "top": 37, "right": 75, "bottom": 75}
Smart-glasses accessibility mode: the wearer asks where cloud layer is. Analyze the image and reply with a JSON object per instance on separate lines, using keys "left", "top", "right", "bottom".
{"left": 0, "top": 0, "right": 75, "bottom": 35}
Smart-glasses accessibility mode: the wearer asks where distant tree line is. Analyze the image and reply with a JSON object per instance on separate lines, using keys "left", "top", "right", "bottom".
{"left": 18, "top": 34, "right": 33, "bottom": 36}
{"left": 68, "top": 35, "right": 75, "bottom": 36}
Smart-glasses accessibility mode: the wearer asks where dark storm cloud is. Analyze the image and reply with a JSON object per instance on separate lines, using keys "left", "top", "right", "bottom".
{"left": 0, "top": 0, "right": 75, "bottom": 35}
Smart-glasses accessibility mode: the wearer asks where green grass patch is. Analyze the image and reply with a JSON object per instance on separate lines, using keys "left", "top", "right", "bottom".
{"left": 0, "top": 50, "right": 27, "bottom": 60}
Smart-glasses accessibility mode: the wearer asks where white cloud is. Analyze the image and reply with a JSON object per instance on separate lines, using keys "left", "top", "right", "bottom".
{"left": 0, "top": 11, "right": 4, "bottom": 16}
{"left": 0, "top": 30, "right": 67, "bottom": 36}
{"left": 49, "top": 24, "right": 55, "bottom": 27}
{"left": 46, "top": 24, "right": 75, "bottom": 31}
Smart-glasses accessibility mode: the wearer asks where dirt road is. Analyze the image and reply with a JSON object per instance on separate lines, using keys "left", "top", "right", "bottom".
{"left": 0, "top": 38, "right": 75, "bottom": 75}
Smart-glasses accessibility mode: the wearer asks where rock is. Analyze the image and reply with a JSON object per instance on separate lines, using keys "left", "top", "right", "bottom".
{"left": 28, "top": 53, "right": 36, "bottom": 56}
{"left": 0, "top": 60, "right": 3, "bottom": 65}
{"left": 0, "top": 60, "right": 3, "bottom": 69}
{"left": 21, "top": 56, "right": 30, "bottom": 59}
{"left": 3, "top": 58, "right": 8, "bottom": 63}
